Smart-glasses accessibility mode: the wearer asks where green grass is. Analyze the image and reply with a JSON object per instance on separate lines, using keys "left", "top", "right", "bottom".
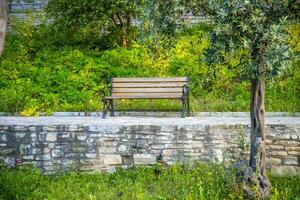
{"left": 0, "top": 163, "right": 299, "bottom": 200}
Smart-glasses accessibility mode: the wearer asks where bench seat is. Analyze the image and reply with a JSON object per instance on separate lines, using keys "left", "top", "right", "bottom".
{"left": 104, "top": 95, "right": 183, "bottom": 99}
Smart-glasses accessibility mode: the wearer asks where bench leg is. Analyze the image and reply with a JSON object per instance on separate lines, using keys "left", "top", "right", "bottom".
{"left": 109, "top": 100, "right": 115, "bottom": 117}
{"left": 181, "top": 98, "right": 185, "bottom": 118}
{"left": 102, "top": 98, "right": 107, "bottom": 119}
{"left": 187, "top": 96, "right": 190, "bottom": 116}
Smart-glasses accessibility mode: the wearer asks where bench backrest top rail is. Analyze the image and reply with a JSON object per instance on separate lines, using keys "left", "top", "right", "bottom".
{"left": 112, "top": 77, "right": 188, "bottom": 83}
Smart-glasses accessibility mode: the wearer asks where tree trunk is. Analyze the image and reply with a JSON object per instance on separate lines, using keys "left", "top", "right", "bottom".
{"left": 0, "top": 0, "right": 8, "bottom": 55}
{"left": 119, "top": 31, "right": 128, "bottom": 47}
{"left": 244, "top": 79, "right": 271, "bottom": 199}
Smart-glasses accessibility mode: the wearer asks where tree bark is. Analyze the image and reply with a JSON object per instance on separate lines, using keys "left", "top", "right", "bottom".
{"left": 0, "top": 0, "right": 8, "bottom": 55}
{"left": 244, "top": 78, "right": 271, "bottom": 199}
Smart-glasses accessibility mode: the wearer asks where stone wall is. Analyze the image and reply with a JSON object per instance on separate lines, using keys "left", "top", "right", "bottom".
{"left": 0, "top": 118, "right": 299, "bottom": 174}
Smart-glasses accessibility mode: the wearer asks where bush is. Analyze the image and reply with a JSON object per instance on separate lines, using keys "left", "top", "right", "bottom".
{"left": 0, "top": 18, "right": 299, "bottom": 114}
{"left": 0, "top": 48, "right": 111, "bottom": 114}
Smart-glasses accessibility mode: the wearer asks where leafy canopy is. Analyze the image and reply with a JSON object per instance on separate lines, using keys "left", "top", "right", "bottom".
{"left": 46, "top": 0, "right": 141, "bottom": 47}
{"left": 203, "top": 0, "right": 298, "bottom": 80}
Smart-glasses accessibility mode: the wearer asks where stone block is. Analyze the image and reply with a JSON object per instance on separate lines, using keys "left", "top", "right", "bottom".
{"left": 35, "top": 154, "right": 51, "bottom": 161}
{"left": 22, "top": 155, "right": 34, "bottom": 160}
{"left": 134, "top": 154, "right": 156, "bottom": 165}
{"left": 104, "top": 141, "right": 118, "bottom": 147}
{"left": 62, "top": 159, "right": 78, "bottom": 169}
{"left": 79, "top": 163, "right": 107, "bottom": 172}
{"left": 38, "top": 132, "right": 46, "bottom": 141}
{"left": 117, "top": 144, "right": 127, "bottom": 152}
{"left": 65, "top": 153, "right": 81, "bottom": 158}
{"left": 103, "top": 155, "right": 122, "bottom": 165}
{"left": 267, "top": 157, "right": 282, "bottom": 165}
{"left": 27, "top": 126, "right": 37, "bottom": 131}
{"left": 265, "top": 139, "right": 272, "bottom": 144}
{"left": 43, "top": 126, "right": 57, "bottom": 131}
{"left": 162, "top": 149, "right": 176, "bottom": 156}
{"left": 15, "top": 133, "right": 26, "bottom": 140}
{"left": 44, "top": 147, "right": 50, "bottom": 154}
{"left": 51, "top": 149, "right": 63, "bottom": 158}
{"left": 161, "top": 125, "right": 175, "bottom": 132}
{"left": 285, "top": 146, "right": 300, "bottom": 151}
{"left": 67, "top": 125, "right": 81, "bottom": 132}
{"left": 266, "top": 145, "right": 284, "bottom": 150}
{"left": 0, "top": 143, "right": 6, "bottom": 147}
{"left": 76, "top": 134, "right": 86, "bottom": 141}
{"left": 273, "top": 140, "right": 300, "bottom": 146}
{"left": 31, "top": 133, "right": 38, "bottom": 141}
{"left": 88, "top": 125, "right": 119, "bottom": 133}
{"left": 136, "top": 140, "right": 148, "bottom": 149}
{"left": 288, "top": 151, "right": 300, "bottom": 156}
{"left": 99, "top": 147, "right": 116, "bottom": 154}
{"left": 283, "top": 157, "right": 298, "bottom": 165}
{"left": 32, "top": 148, "right": 42, "bottom": 154}
{"left": 271, "top": 166, "right": 300, "bottom": 175}
{"left": 267, "top": 151, "right": 287, "bottom": 156}
{"left": 2, "top": 148, "right": 15, "bottom": 154}
{"left": 12, "top": 126, "right": 27, "bottom": 132}
{"left": 0, "top": 134, "right": 7, "bottom": 142}
{"left": 20, "top": 144, "right": 32, "bottom": 154}
{"left": 46, "top": 133, "right": 57, "bottom": 142}
{"left": 43, "top": 165, "right": 57, "bottom": 171}
{"left": 86, "top": 153, "right": 97, "bottom": 158}
{"left": 59, "top": 132, "right": 72, "bottom": 139}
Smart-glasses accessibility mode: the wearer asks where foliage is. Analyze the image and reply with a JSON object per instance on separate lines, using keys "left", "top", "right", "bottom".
{"left": 46, "top": 0, "right": 141, "bottom": 47}
{"left": 0, "top": 47, "right": 111, "bottom": 114}
{"left": 0, "top": 17, "right": 299, "bottom": 114}
{"left": 45, "top": 0, "right": 193, "bottom": 48}
{"left": 0, "top": 163, "right": 299, "bottom": 200}
{"left": 202, "top": 0, "right": 297, "bottom": 81}
{"left": 140, "top": 0, "right": 179, "bottom": 37}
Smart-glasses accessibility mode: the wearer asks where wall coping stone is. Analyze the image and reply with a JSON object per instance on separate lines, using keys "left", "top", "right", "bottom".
{"left": 0, "top": 111, "right": 299, "bottom": 117}
{"left": 0, "top": 116, "right": 299, "bottom": 127}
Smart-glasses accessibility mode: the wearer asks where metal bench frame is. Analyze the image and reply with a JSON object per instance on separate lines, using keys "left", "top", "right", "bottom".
{"left": 102, "top": 77, "right": 190, "bottom": 118}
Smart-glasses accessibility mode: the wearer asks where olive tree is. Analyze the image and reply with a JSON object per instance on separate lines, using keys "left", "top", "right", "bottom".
{"left": 0, "top": 0, "right": 8, "bottom": 55}
{"left": 201, "top": 0, "right": 298, "bottom": 198}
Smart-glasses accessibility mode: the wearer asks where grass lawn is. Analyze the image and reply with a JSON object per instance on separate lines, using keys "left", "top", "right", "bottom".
{"left": 0, "top": 163, "right": 299, "bottom": 200}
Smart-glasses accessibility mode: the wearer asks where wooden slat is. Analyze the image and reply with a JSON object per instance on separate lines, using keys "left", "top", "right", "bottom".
{"left": 111, "top": 93, "right": 182, "bottom": 97}
{"left": 112, "top": 77, "right": 188, "bottom": 83}
{"left": 112, "top": 82, "right": 187, "bottom": 88}
{"left": 112, "top": 88, "right": 182, "bottom": 93}
{"left": 105, "top": 95, "right": 182, "bottom": 99}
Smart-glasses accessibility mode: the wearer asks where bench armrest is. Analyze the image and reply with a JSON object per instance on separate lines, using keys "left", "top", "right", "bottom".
{"left": 182, "top": 84, "right": 190, "bottom": 96}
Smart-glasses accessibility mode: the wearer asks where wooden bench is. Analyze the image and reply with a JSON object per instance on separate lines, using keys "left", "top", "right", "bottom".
{"left": 102, "top": 77, "right": 190, "bottom": 118}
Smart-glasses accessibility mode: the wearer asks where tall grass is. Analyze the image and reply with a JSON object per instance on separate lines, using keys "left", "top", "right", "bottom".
{"left": 0, "top": 163, "right": 299, "bottom": 200}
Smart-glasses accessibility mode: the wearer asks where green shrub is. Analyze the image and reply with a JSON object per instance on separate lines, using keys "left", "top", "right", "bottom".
{"left": 0, "top": 48, "right": 111, "bottom": 114}
{"left": 0, "top": 18, "right": 299, "bottom": 113}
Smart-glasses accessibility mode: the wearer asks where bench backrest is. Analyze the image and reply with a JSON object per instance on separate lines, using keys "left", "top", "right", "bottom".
{"left": 111, "top": 77, "right": 189, "bottom": 98}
